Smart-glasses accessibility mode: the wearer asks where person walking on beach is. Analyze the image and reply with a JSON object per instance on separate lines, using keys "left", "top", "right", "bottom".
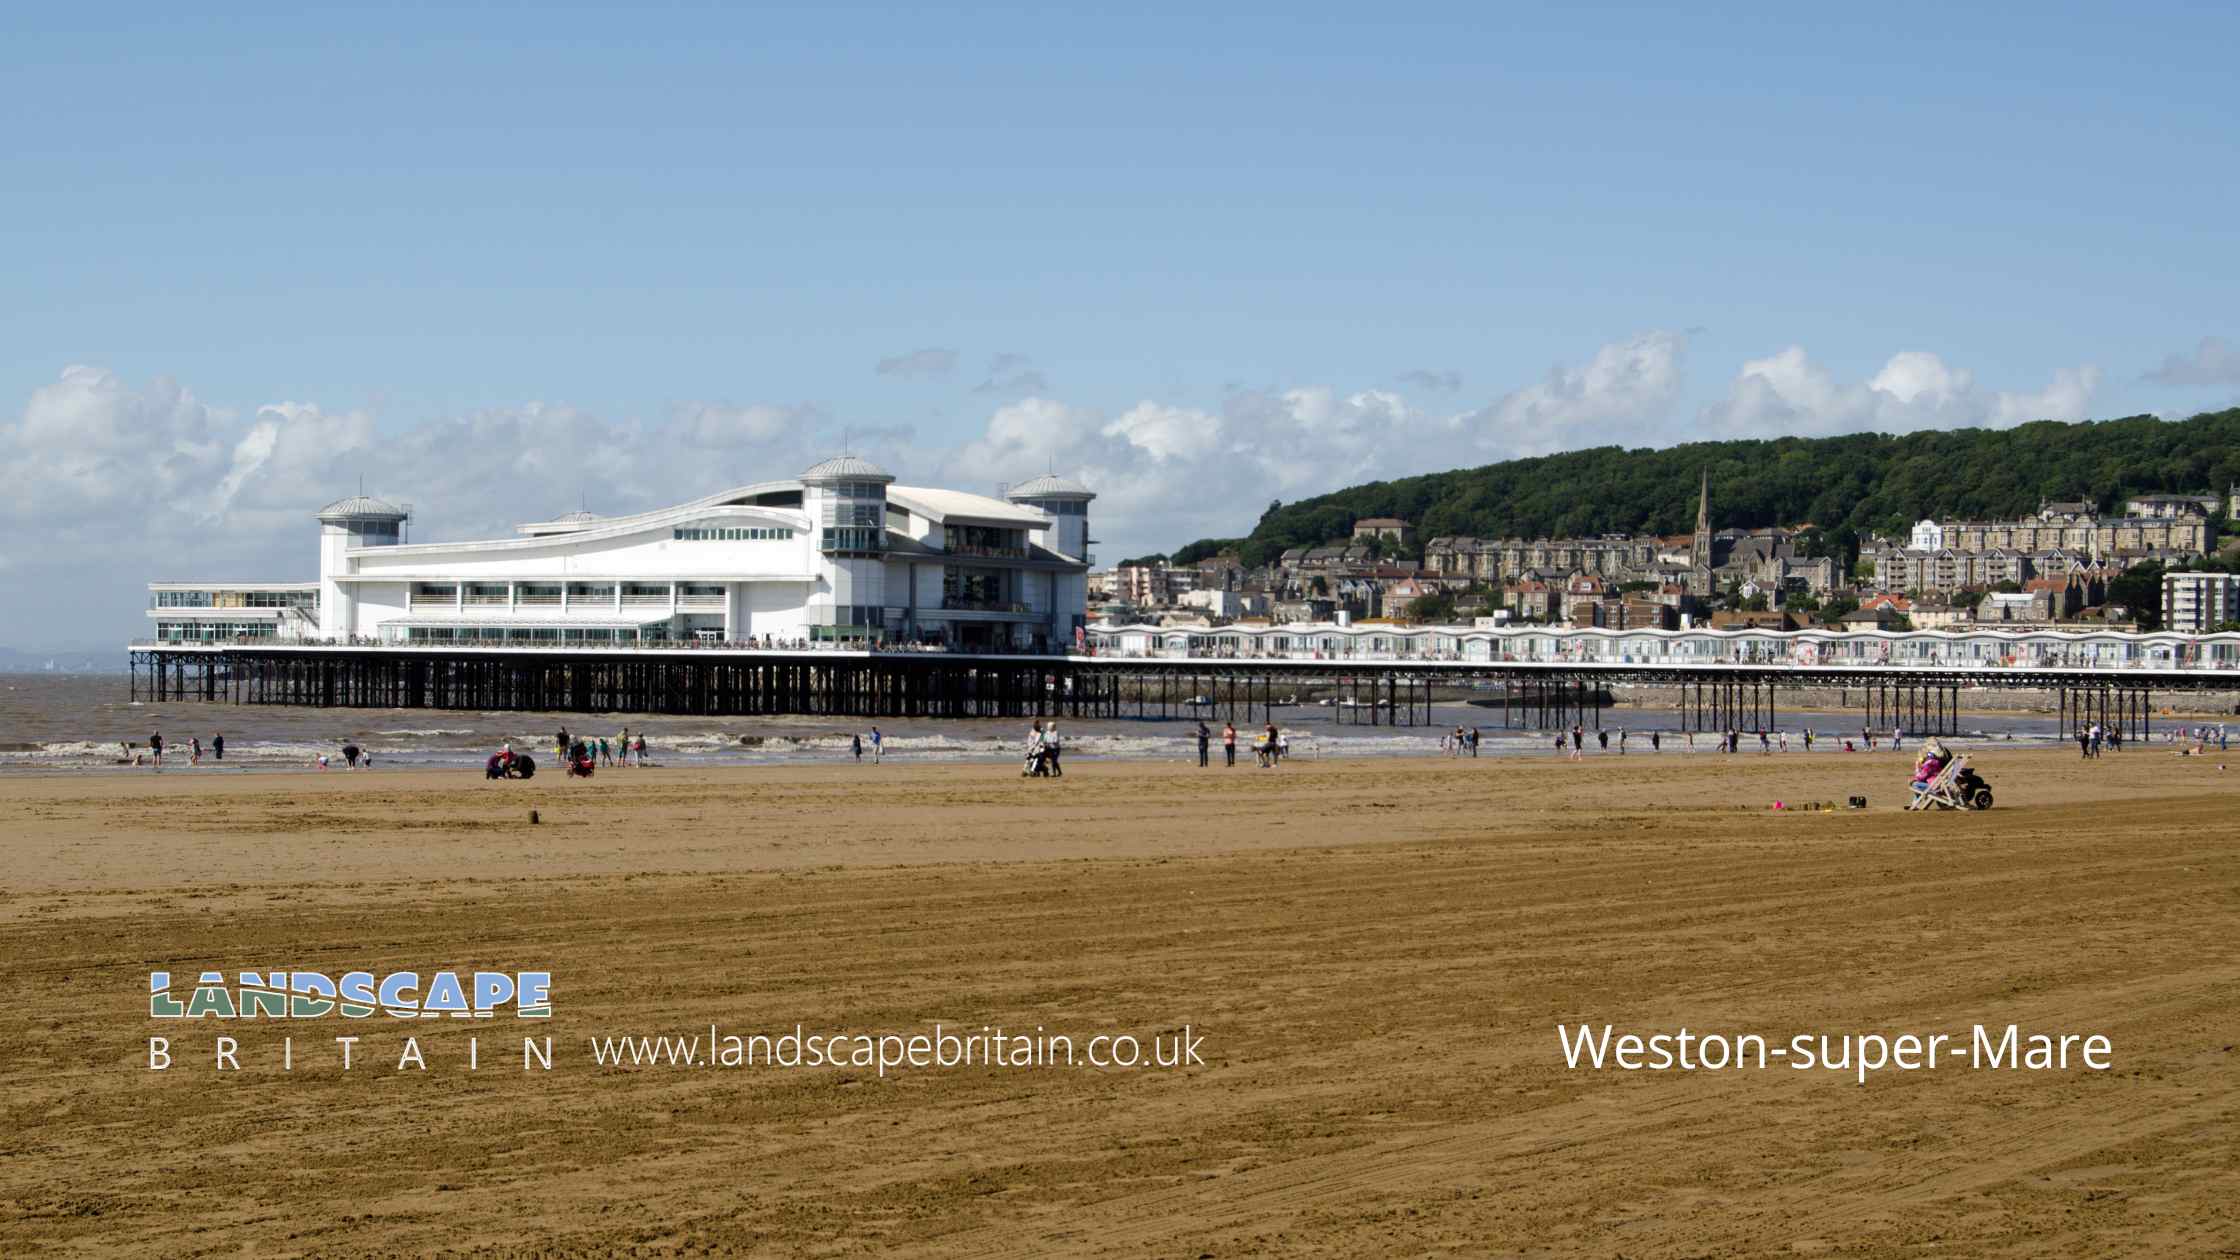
{"left": 1569, "top": 723, "right": 1583, "bottom": 761}
{"left": 1779, "top": 730, "right": 1789, "bottom": 753}
{"left": 1861, "top": 725, "right": 1873, "bottom": 751}
{"left": 2076, "top": 725, "right": 2091, "bottom": 758}
{"left": 150, "top": 731, "right": 164, "bottom": 766}
{"left": 616, "top": 726, "right": 630, "bottom": 767}
{"left": 870, "top": 726, "right": 884, "bottom": 763}
{"left": 1758, "top": 729, "right": 1770, "bottom": 755}
{"left": 1044, "top": 723, "right": 1060, "bottom": 776}
{"left": 1892, "top": 725, "right": 1904, "bottom": 752}
{"left": 342, "top": 742, "right": 361, "bottom": 769}
{"left": 190, "top": 736, "right": 202, "bottom": 766}
{"left": 633, "top": 733, "right": 647, "bottom": 765}
{"left": 1650, "top": 729, "right": 1662, "bottom": 753}
{"left": 1223, "top": 721, "right": 1237, "bottom": 767}
{"left": 1196, "top": 721, "right": 1211, "bottom": 767}
{"left": 1468, "top": 726, "right": 1480, "bottom": 757}
{"left": 1802, "top": 729, "right": 1813, "bottom": 753}
{"left": 597, "top": 736, "right": 610, "bottom": 767}
{"left": 851, "top": 733, "right": 863, "bottom": 762}
{"left": 556, "top": 727, "right": 571, "bottom": 762}
{"left": 1597, "top": 729, "right": 1609, "bottom": 752}
{"left": 212, "top": 732, "right": 224, "bottom": 761}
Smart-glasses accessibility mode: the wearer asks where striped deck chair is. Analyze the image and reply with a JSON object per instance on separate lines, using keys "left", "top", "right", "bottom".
{"left": 1906, "top": 755, "right": 1968, "bottom": 811}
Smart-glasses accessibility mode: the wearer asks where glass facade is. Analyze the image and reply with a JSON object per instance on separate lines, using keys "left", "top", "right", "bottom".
{"left": 820, "top": 483, "right": 888, "bottom": 555}
{"left": 152, "top": 589, "right": 317, "bottom": 609}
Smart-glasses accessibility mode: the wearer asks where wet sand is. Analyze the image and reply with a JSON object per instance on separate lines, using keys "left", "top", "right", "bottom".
{"left": 3, "top": 749, "right": 2236, "bottom": 1255}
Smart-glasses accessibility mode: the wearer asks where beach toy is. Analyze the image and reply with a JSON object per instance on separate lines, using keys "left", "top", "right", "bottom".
{"left": 1772, "top": 800, "right": 1785, "bottom": 810}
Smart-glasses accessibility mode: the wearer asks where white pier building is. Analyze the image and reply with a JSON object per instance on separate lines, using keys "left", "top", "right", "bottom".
{"left": 147, "top": 458, "right": 1096, "bottom": 652}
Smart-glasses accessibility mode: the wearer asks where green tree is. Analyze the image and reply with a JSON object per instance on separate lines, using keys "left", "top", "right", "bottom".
{"left": 2106, "top": 560, "right": 2168, "bottom": 630}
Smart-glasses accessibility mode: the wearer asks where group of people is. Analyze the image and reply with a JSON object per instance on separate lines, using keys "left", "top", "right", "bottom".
{"left": 852, "top": 727, "right": 884, "bottom": 761}
{"left": 1191, "top": 720, "right": 1289, "bottom": 767}
{"left": 2074, "top": 723, "right": 2121, "bottom": 757}
{"left": 552, "top": 726, "right": 650, "bottom": 777}
{"left": 1023, "top": 720, "right": 1063, "bottom": 776}
{"left": 1442, "top": 727, "right": 1481, "bottom": 756}
{"left": 129, "top": 731, "right": 224, "bottom": 767}
{"left": 2171, "top": 724, "right": 2229, "bottom": 754}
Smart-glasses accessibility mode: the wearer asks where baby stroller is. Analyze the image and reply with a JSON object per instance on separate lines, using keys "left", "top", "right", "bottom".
{"left": 567, "top": 751, "right": 595, "bottom": 778}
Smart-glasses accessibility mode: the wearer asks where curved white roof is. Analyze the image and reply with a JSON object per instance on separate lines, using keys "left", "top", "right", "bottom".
{"left": 318, "top": 495, "right": 408, "bottom": 520}
{"left": 887, "top": 485, "right": 1049, "bottom": 527}
{"left": 1006, "top": 474, "right": 1094, "bottom": 499}
{"left": 800, "top": 455, "right": 893, "bottom": 482}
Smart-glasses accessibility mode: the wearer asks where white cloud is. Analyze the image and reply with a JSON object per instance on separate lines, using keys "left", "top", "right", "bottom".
{"left": 1452, "top": 331, "right": 1688, "bottom": 454}
{"left": 2142, "top": 336, "right": 2240, "bottom": 386}
{"left": 671, "top": 400, "right": 828, "bottom": 447}
{"left": 1702, "top": 347, "right": 2099, "bottom": 436}
{"left": 0, "top": 367, "right": 877, "bottom": 647}
{"left": 0, "top": 335, "right": 2117, "bottom": 644}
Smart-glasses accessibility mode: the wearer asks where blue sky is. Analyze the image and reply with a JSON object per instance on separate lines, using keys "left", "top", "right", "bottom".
{"left": 3, "top": 2, "right": 2239, "bottom": 645}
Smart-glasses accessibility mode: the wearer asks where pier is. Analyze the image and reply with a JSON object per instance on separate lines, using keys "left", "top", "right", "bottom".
{"left": 127, "top": 642, "right": 2233, "bottom": 739}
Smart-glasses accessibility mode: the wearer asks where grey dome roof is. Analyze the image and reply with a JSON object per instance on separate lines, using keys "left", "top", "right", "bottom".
{"left": 800, "top": 454, "right": 894, "bottom": 482}
{"left": 554, "top": 510, "right": 603, "bottom": 523}
{"left": 317, "top": 494, "right": 408, "bottom": 521}
{"left": 1006, "top": 473, "right": 1094, "bottom": 500}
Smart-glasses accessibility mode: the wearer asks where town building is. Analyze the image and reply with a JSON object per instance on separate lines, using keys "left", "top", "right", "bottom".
{"left": 2162, "top": 571, "right": 2240, "bottom": 635}
{"left": 1114, "top": 561, "right": 1200, "bottom": 608}
{"left": 2124, "top": 492, "right": 2219, "bottom": 519}
{"left": 1350, "top": 517, "right": 1416, "bottom": 546}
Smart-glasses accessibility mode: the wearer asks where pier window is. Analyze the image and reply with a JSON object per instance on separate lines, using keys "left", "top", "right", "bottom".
{"left": 674, "top": 524, "right": 795, "bottom": 540}
{"left": 517, "top": 584, "right": 562, "bottom": 606}
{"left": 409, "top": 582, "right": 458, "bottom": 608}
{"left": 944, "top": 566, "right": 1017, "bottom": 612}
{"left": 944, "top": 524, "right": 1028, "bottom": 559}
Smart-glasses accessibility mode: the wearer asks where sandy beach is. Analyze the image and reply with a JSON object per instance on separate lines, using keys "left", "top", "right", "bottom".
{"left": 3, "top": 748, "right": 2236, "bottom": 1255}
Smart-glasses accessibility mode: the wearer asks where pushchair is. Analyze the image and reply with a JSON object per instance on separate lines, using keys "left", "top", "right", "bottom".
{"left": 567, "top": 754, "right": 595, "bottom": 779}
{"left": 1907, "top": 754, "right": 1992, "bottom": 811}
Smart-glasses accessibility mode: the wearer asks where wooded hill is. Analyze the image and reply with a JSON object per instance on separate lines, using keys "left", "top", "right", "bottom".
{"left": 1164, "top": 409, "right": 2240, "bottom": 570}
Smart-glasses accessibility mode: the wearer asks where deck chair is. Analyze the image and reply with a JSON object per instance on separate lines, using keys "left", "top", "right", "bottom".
{"left": 1906, "top": 755, "right": 1967, "bottom": 811}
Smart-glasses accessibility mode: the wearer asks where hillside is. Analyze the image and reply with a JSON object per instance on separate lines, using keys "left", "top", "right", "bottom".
{"left": 1168, "top": 409, "right": 2240, "bottom": 570}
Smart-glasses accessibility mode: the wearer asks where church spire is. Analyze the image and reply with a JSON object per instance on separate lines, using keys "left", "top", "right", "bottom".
{"left": 1691, "top": 467, "right": 1712, "bottom": 574}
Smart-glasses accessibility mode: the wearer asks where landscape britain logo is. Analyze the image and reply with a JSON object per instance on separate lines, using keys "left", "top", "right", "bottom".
{"left": 150, "top": 970, "right": 552, "bottom": 1019}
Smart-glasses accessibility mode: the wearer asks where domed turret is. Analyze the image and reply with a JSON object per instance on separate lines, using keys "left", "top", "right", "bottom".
{"left": 316, "top": 494, "right": 409, "bottom": 525}
{"left": 316, "top": 494, "right": 410, "bottom": 639}
{"left": 799, "top": 455, "right": 894, "bottom": 484}
{"left": 1006, "top": 473, "right": 1094, "bottom": 561}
